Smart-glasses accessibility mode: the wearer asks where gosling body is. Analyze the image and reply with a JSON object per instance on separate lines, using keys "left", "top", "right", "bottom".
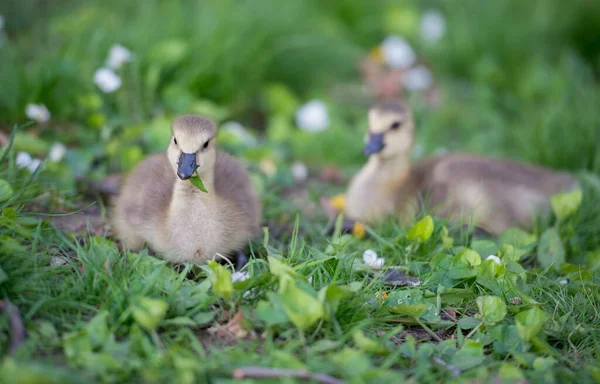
{"left": 112, "top": 115, "right": 260, "bottom": 263}
{"left": 346, "top": 101, "right": 579, "bottom": 235}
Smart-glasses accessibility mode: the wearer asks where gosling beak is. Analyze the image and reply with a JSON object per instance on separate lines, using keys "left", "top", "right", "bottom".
{"left": 363, "top": 133, "right": 385, "bottom": 156}
{"left": 177, "top": 152, "right": 198, "bottom": 180}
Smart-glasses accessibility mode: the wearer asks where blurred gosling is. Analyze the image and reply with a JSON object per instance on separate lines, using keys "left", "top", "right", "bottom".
{"left": 346, "top": 101, "right": 579, "bottom": 235}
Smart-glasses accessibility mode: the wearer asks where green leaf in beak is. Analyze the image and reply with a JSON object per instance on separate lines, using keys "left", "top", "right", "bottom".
{"left": 190, "top": 172, "right": 208, "bottom": 193}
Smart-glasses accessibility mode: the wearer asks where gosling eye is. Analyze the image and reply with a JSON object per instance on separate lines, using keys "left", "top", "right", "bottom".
{"left": 202, "top": 140, "right": 210, "bottom": 151}
{"left": 390, "top": 121, "right": 402, "bottom": 130}
{"left": 173, "top": 137, "right": 178, "bottom": 145}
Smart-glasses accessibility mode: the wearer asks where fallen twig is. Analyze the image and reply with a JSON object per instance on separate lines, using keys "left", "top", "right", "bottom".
{"left": 416, "top": 319, "right": 444, "bottom": 343}
{"left": 233, "top": 366, "right": 345, "bottom": 384}
{"left": 0, "top": 300, "right": 26, "bottom": 354}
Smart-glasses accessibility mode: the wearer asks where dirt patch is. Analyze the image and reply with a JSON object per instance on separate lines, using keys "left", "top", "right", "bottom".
{"left": 38, "top": 205, "right": 112, "bottom": 237}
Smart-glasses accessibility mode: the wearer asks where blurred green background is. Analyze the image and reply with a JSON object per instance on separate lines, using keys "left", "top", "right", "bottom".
{"left": 2, "top": 2, "right": 600, "bottom": 382}
{"left": 1, "top": 0, "right": 599, "bottom": 188}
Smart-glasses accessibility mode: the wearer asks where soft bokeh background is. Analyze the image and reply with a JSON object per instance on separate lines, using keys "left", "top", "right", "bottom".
{"left": 2, "top": 0, "right": 599, "bottom": 189}
{"left": 2, "top": 2, "right": 600, "bottom": 383}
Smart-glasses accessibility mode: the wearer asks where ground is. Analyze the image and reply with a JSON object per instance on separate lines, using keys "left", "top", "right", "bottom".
{"left": 1, "top": 1, "right": 600, "bottom": 383}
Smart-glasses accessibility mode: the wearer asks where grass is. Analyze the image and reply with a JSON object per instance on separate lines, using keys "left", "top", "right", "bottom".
{"left": 1, "top": 0, "right": 600, "bottom": 383}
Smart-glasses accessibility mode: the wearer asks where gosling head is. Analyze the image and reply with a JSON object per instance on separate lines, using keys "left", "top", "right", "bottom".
{"left": 167, "top": 115, "right": 217, "bottom": 180}
{"left": 363, "top": 101, "right": 414, "bottom": 159}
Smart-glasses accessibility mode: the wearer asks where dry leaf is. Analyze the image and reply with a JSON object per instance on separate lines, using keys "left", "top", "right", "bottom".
{"left": 214, "top": 311, "right": 250, "bottom": 340}
{"left": 44, "top": 213, "right": 110, "bottom": 237}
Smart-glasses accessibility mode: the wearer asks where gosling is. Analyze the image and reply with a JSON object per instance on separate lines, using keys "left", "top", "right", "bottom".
{"left": 112, "top": 115, "right": 260, "bottom": 264}
{"left": 346, "top": 101, "right": 580, "bottom": 236}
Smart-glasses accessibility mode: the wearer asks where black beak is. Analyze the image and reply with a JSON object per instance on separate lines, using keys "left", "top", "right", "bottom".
{"left": 177, "top": 152, "right": 198, "bottom": 180}
{"left": 363, "top": 133, "right": 385, "bottom": 156}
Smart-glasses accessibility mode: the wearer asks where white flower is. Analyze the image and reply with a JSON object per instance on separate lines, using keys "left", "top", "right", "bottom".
{"left": 50, "top": 257, "right": 67, "bottom": 267}
{"left": 28, "top": 158, "right": 42, "bottom": 173}
{"left": 221, "top": 121, "right": 256, "bottom": 145}
{"left": 308, "top": 276, "right": 313, "bottom": 285}
{"left": 16, "top": 152, "right": 32, "bottom": 169}
{"left": 486, "top": 255, "right": 502, "bottom": 265}
{"left": 363, "top": 249, "right": 385, "bottom": 270}
{"left": 291, "top": 162, "right": 308, "bottom": 183}
{"left": 25, "top": 103, "right": 51, "bottom": 123}
{"left": 232, "top": 271, "right": 249, "bottom": 283}
{"left": 106, "top": 44, "right": 133, "bottom": 69}
{"left": 243, "top": 288, "right": 259, "bottom": 299}
{"left": 363, "top": 249, "right": 378, "bottom": 263}
{"left": 295, "top": 100, "right": 329, "bottom": 132}
{"left": 381, "top": 35, "right": 416, "bottom": 70}
{"left": 16, "top": 152, "right": 43, "bottom": 173}
{"left": 94, "top": 68, "right": 122, "bottom": 93}
{"left": 420, "top": 10, "right": 446, "bottom": 43}
{"left": 48, "top": 142, "right": 67, "bottom": 162}
{"left": 403, "top": 65, "right": 433, "bottom": 91}
{"left": 559, "top": 279, "right": 568, "bottom": 285}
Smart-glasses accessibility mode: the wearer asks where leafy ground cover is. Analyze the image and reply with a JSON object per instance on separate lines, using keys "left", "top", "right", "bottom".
{"left": 1, "top": 0, "right": 600, "bottom": 383}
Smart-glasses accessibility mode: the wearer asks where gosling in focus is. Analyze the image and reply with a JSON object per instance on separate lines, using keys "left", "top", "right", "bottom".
{"left": 346, "top": 101, "right": 580, "bottom": 236}
{"left": 112, "top": 115, "right": 261, "bottom": 264}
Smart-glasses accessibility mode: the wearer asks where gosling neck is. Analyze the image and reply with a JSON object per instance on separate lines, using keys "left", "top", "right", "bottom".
{"left": 368, "top": 152, "right": 412, "bottom": 183}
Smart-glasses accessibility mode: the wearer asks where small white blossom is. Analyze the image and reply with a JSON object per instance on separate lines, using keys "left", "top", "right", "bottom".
{"left": 403, "top": 65, "right": 433, "bottom": 91}
{"left": 221, "top": 121, "right": 245, "bottom": 139}
{"left": 106, "top": 44, "right": 133, "bottom": 69}
{"left": 16, "top": 152, "right": 32, "bottom": 169}
{"left": 291, "top": 162, "right": 308, "bottom": 183}
{"left": 50, "top": 257, "right": 68, "bottom": 267}
{"left": 221, "top": 121, "right": 256, "bottom": 145}
{"left": 25, "top": 103, "right": 51, "bottom": 123}
{"left": 94, "top": 68, "right": 122, "bottom": 93}
{"left": 559, "top": 279, "right": 568, "bottom": 285}
{"left": 486, "top": 255, "right": 502, "bottom": 265}
{"left": 243, "top": 288, "right": 260, "bottom": 299}
{"left": 363, "top": 249, "right": 385, "bottom": 270}
{"left": 48, "top": 142, "right": 67, "bottom": 162}
{"left": 420, "top": 10, "right": 446, "bottom": 43}
{"left": 232, "top": 271, "right": 249, "bottom": 283}
{"left": 28, "top": 158, "right": 42, "bottom": 173}
{"left": 295, "top": 100, "right": 330, "bottom": 132}
{"left": 363, "top": 249, "right": 378, "bottom": 263}
{"left": 308, "top": 276, "right": 313, "bottom": 285}
{"left": 16, "top": 152, "right": 42, "bottom": 173}
{"left": 381, "top": 35, "right": 416, "bottom": 70}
